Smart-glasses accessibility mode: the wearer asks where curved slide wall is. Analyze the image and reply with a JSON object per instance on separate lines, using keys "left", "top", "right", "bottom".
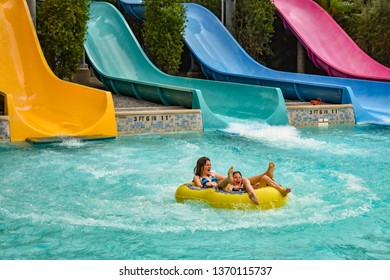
{"left": 274, "top": 0, "right": 390, "bottom": 81}
{"left": 182, "top": 3, "right": 390, "bottom": 125}
{"left": 118, "top": 0, "right": 390, "bottom": 125}
{"left": 0, "top": 0, "right": 117, "bottom": 142}
{"left": 85, "top": 2, "right": 288, "bottom": 130}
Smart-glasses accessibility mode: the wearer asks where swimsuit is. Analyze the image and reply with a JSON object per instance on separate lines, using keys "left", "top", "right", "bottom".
{"left": 230, "top": 184, "right": 244, "bottom": 192}
{"left": 201, "top": 175, "right": 217, "bottom": 188}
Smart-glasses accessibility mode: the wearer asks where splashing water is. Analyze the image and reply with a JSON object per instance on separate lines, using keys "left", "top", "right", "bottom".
{"left": 0, "top": 124, "right": 389, "bottom": 260}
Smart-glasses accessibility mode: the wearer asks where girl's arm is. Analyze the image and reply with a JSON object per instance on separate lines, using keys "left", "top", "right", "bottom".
{"left": 212, "top": 171, "right": 226, "bottom": 182}
{"left": 193, "top": 175, "right": 202, "bottom": 187}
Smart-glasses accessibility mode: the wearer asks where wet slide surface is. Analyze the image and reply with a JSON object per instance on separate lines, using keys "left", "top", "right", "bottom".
{"left": 85, "top": 2, "right": 288, "bottom": 130}
{"left": 0, "top": 0, "right": 117, "bottom": 142}
{"left": 274, "top": 0, "right": 390, "bottom": 81}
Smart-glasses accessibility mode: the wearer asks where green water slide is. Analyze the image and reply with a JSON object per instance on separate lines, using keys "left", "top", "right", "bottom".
{"left": 85, "top": 2, "right": 288, "bottom": 129}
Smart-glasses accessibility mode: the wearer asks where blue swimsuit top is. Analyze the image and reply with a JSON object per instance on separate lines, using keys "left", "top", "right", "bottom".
{"left": 201, "top": 175, "right": 217, "bottom": 188}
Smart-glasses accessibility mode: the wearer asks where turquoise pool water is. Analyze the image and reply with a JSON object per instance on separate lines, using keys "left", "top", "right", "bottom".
{"left": 0, "top": 124, "right": 389, "bottom": 260}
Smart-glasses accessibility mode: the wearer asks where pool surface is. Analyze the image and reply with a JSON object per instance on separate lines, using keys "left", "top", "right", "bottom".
{"left": 1, "top": 124, "right": 389, "bottom": 259}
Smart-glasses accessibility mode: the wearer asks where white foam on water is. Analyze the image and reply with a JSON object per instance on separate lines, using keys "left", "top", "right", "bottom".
{"left": 58, "top": 138, "right": 87, "bottom": 148}
{"left": 335, "top": 173, "right": 367, "bottom": 192}
{"left": 328, "top": 169, "right": 377, "bottom": 195}
{"left": 225, "top": 123, "right": 327, "bottom": 149}
{"left": 1, "top": 127, "right": 388, "bottom": 259}
{"left": 0, "top": 179, "right": 374, "bottom": 236}
{"left": 223, "top": 122, "right": 367, "bottom": 156}
{"left": 75, "top": 163, "right": 134, "bottom": 180}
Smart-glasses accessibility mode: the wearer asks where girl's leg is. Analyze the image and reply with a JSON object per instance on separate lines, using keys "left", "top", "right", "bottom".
{"left": 247, "top": 162, "right": 275, "bottom": 185}
{"left": 255, "top": 175, "right": 291, "bottom": 196}
{"left": 217, "top": 166, "right": 233, "bottom": 189}
{"left": 242, "top": 178, "right": 259, "bottom": 205}
{"left": 265, "top": 162, "right": 275, "bottom": 179}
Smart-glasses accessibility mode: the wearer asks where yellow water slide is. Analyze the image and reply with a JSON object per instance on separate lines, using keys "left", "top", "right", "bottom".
{"left": 0, "top": 0, "right": 117, "bottom": 142}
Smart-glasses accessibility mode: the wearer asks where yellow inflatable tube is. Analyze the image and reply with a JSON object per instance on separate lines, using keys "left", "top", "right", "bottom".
{"left": 175, "top": 182, "right": 287, "bottom": 210}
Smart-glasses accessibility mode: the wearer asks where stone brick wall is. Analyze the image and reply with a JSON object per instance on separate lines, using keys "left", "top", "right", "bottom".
{"left": 287, "top": 104, "right": 355, "bottom": 127}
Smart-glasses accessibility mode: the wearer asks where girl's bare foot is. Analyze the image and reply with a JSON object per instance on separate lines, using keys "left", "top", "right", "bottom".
{"left": 266, "top": 162, "right": 275, "bottom": 179}
{"left": 280, "top": 188, "right": 291, "bottom": 197}
{"left": 227, "top": 166, "right": 234, "bottom": 181}
{"left": 228, "top": 166, "right": 233, "bottom": 176}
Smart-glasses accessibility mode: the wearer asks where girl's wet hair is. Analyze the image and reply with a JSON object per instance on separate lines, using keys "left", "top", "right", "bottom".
{"left": 194, "top": 156, "right": 210, "bottom": 176}
{"left": 232, "top": 171, "right": 242, "bottom": 177}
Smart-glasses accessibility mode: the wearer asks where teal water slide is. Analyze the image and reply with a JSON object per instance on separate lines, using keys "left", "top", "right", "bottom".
{"left": 84, "top": 2, "right": 288, "bottom": 129}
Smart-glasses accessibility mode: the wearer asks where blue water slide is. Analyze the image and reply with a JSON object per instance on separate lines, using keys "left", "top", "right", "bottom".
{"left": 119, "top": 0, "right": 144, "bottom": 20}
{"left": 118, "top": 1, "right": 390, "bottom": 125}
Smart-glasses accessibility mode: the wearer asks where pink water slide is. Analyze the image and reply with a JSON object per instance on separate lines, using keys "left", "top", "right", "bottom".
{"left": 273, "top": 0, "right": 390, "bottom": 82}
